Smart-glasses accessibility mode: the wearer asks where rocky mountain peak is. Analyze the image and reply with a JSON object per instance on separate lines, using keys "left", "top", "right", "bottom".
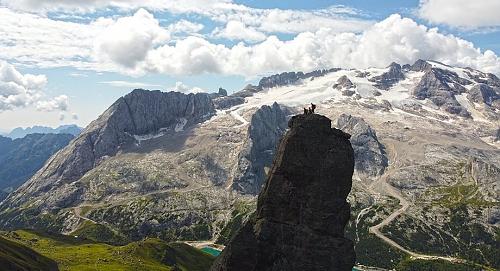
{"left": 369, "top": 62, "right": 405, "bottom": 90}
{"left": 467, "top": 83, "right": 500, "bottom": 108}
{"left": 333, "top": 75, "right": 355, "bottom": 89}
{"left": 412, "top": 69, "right": 471, "bottom": 117}
{"left": 410, "top": 59, "right": 432, "bottom": 72}
{"left": 337, "top": 114, "right": 387, "bottom": 177}
{"left": 0, "top": 90, "right": 215, "bottom": 209}
{"left": 333, "top": 75, "right": 356, "bottom": 96}
{"left": 218, "top": 87, "right": 228, "bottom": 96}
{"left": 211, "top": 113, "right": 355, "bottom": 271}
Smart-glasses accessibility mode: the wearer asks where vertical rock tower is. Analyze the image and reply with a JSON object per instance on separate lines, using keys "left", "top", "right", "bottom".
{"left": 211, "top": 113, "right": 356, "bottom": 271}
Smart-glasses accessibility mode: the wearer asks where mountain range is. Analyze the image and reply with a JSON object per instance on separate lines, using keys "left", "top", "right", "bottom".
{"left": 0, "top": 59, "right": 498, "bottom": 270}
{"left": 0, "top": 133, "right": 74, "bottom": 201}
{"left": 4, "top": 125, "right": 83, "bottom": 139}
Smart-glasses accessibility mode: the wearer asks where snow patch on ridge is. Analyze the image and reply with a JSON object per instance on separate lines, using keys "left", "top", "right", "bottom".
{"left": 455, "top": 94, "right": 488, "bottom": 122}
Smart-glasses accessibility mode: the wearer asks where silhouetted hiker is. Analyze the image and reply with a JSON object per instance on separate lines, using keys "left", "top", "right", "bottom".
{"left": 303, "top": 108, "right": 308, "bottom": 114}
{"left": 310, "top": 103, "right": 316, "bottom": 113}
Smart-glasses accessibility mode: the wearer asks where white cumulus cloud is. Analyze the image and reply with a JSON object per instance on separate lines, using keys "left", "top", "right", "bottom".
{"left": 418, "top": 0, "right": 500, "bottom": 29}
{"left": 99, "top": 80, "right": 161, "bottom": 88}
{"left": 172, "top": 82, "right": 204, "bottom": 93}
{"left": 212, "top": 21, "right": 267, "bottom": 42}
{"left": 94, "top": 8, "right": 170, "bottom": 69}
{"left": 0, "top": 60, "right": 68, "bottom": 112}
{"left": 1, "top": 6, "right": 500, "bottom": 78}
{"left": 0, "top": 0, "right": 231, "bottom": 14}
{"left": 143, "top": 14, "right": 500, "bottom": 77}
{"left": 36, "top": 95, "right": 69, "bottom": 112}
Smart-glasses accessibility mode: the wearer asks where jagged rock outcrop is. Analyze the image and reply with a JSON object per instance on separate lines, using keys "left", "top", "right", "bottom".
{"left": 333, "top": 75, "right": 355, "bottom": 90}
{"left": 258, "top": 69, "right": 340, "bottom": 89}
{"left": 231, "top": 84, "right": 262, "bottom": 98}
{"left": 218, "top": 88, "right": 228, "bottom": 96}
{"left": 412, "top": 68, "right": 471, "bottom": 117}
{"left": 410, "top": 59, "right": 432, "bottom": 72}
{"left": 0, "top": 90, "right": 215, "bottom": 210}
{"left": 336, "top": 114, "right": 387, "bottom": 177}
{"left": 464, "top": 69, "right": 500, "bottom": 88}
{"left": 467, "top": 84, "right": 500, "bottom": 108}
{"left": 369, "top": 62, "right": 405, "bottom": 90}
{"left": 212, "top": 114, "right": 355, "bottom": 271}
{"left": 209, "top": 88, "right": 229, "bottom": 100}
{"left": 212, "top": 96, "right": 245, "bottom": 109}
{"left": 232, "top": 102, "right": 288, "bottom": 194}
{"left": 333, "top": 75, "right": 356, "bottom": 96}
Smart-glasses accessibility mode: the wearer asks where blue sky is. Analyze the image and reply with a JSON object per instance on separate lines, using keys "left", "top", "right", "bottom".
{"left": 0, "top": 0, "right": 499, "bottom": 132}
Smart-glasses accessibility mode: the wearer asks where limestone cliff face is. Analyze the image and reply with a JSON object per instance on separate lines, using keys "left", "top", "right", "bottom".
{"left": 0, "top": 90, "right": 215, "bottom": 211}
{"left": 336, "top": 114, "right": 387, "bottom": 177}
{"left": 211, "top": 114, "right": 355, "bottom": 271}
{"left": 232, "top": 102, "right": 288, "bottom": 194}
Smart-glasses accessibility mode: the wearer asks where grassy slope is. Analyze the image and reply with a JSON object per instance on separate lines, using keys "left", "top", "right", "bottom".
{"left": 1, "top": 230, "right": 214, "bottom": 271}
{"left": 0, "top": 235, "right": 58, "bottom": 271}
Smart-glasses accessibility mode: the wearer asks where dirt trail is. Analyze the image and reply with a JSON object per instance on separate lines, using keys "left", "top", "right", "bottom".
{"left": 367, "top": 142, "right": 465, "bottom": 263}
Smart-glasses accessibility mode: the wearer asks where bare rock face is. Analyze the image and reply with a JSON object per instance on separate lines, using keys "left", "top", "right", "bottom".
{"left": 410, "top": 59, "right": 432, "bottom": 72}
{"left": 232, "top": 102, "right": 288, "bottom": 194}
{"left": 467, "top": 84, "right": 500, "bottom": 108}
{"left": 412, "top": 69, "right": 471, "bottom": 117}
{"left": 258, "top": 69, "right": 340, "bottom": 89}
{"left": 336, "top": 114, "right": 387, "bottom": 177}
{"left": 211, "top": 113, "right": 355, "bottom": 271}
{"left": 212, "top": 96, "right": 245, "bottom": 109}
{"left": 369, "top": 62, "right": 405, "bottom": 90}
{"left": 0, "top": 90, "right": 215, "bottom": 211}
{"left": 333, "top": 75, "right": 356, "bottom": 96}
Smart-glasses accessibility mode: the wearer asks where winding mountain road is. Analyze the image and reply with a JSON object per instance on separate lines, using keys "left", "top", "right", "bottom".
{"left": 367, "top": 141, "right": 465, "bottom": 263}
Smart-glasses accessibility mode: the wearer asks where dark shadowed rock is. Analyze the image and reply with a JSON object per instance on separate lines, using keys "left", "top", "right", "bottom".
{"left": 412, "top": 69, "right": 470, "bottom": 117}
{"left": 337, "top": 114, "right": 387, "bottom": 177}
{"left": 211, "top": 113, "right": 355, "bottom": 271}
{"left": 212, "top": 96, "right": 245, "bottom": 109}
{"left": 218, "top": 87, "right": 228, "bottom": 96}
{"left": 333, "top": 75, "right": 356, "bottom": 96}
{"left": 410, "top": 59, "right": 432, "bottom": 72}
{"left": 0, "top": 133, "right": 74, "bottom": 200}
{"left": 232, "top": 102, "right": 288, "bottom": 194}
{"left": 369, "top": 62, "right": 405, "bottom": 90}
{"left": 333, "top": 75, "right": 355, "bottom": 90}
{"left": 467, "top": 84, "right": 500, "bottom": 108}
{"left": 209, "top": 88, "right": 228, "bottom": 99}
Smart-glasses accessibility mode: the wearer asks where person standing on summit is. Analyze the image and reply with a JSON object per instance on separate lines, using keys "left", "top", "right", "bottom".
{"left": 310, "top": 103, "right": 316, "bottom": 113}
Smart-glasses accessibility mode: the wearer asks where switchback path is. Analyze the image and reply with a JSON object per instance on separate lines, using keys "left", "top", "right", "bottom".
{"left": 367, "top": 142, "right": 465, "bottom": 263}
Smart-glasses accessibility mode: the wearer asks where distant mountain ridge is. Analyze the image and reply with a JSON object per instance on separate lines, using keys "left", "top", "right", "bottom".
{"left": 5, "top": 124, "right": 82, "bottom": 139}
{"left": 0, "top": 133, "right": 74, "bottom": 200}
